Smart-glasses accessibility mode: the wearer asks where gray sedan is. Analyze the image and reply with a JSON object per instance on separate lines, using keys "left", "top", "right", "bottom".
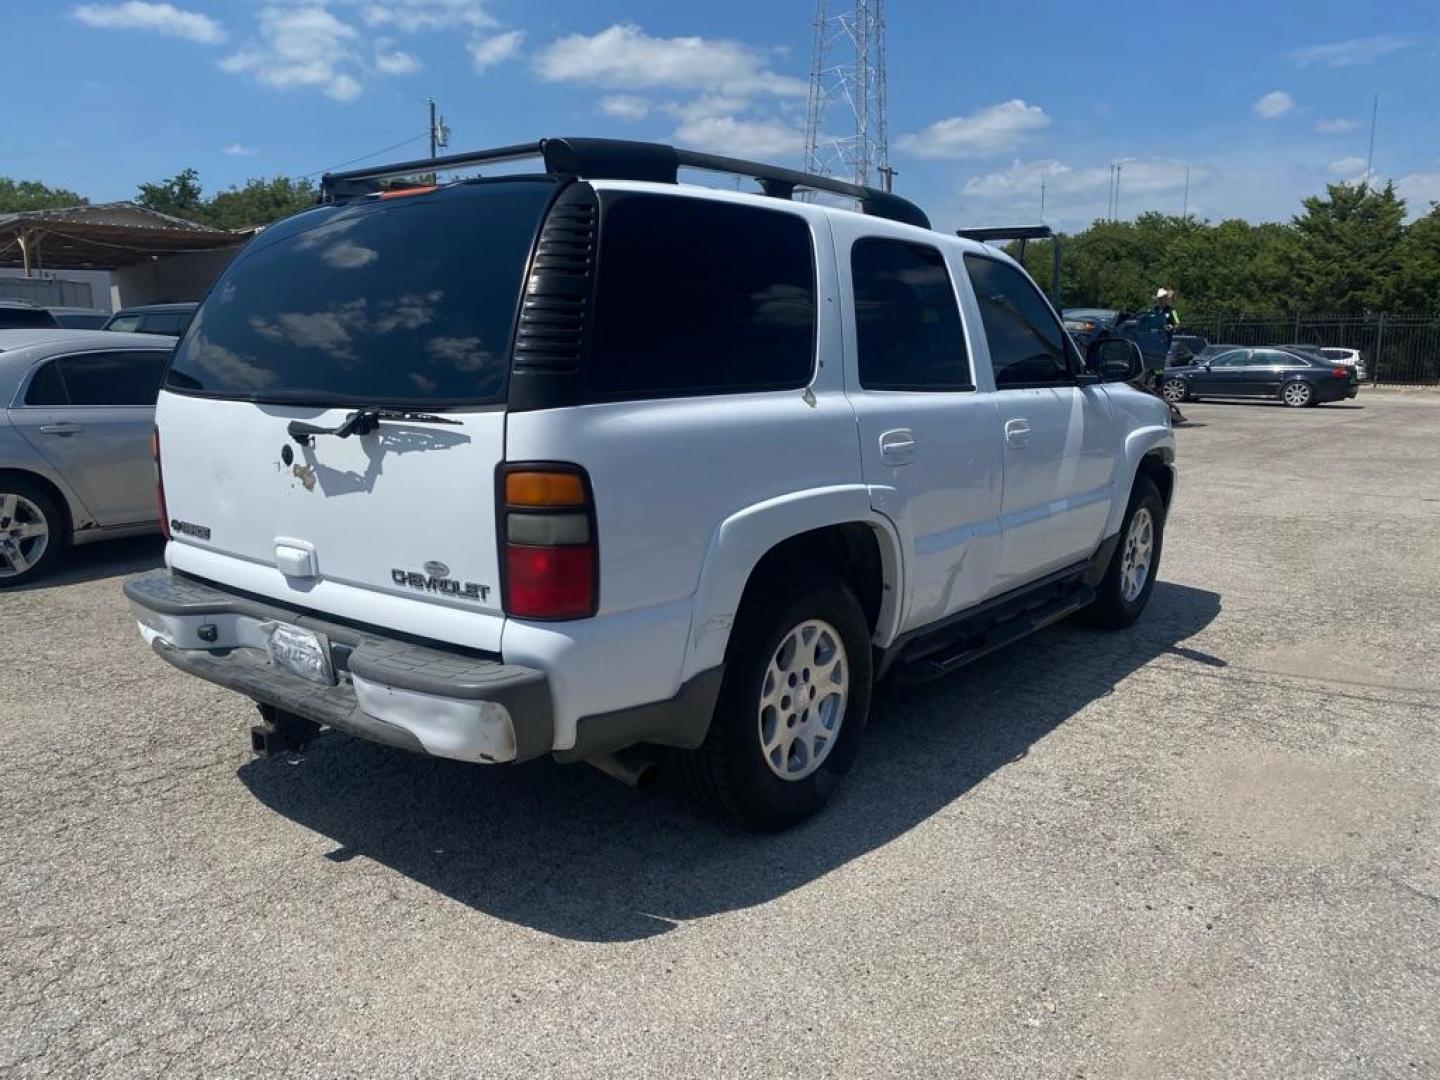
{"left": 0, "top": 329, "right": 174, "bottom": 585}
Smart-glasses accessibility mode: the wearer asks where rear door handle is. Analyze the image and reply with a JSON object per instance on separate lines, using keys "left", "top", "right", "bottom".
{"left": 1004, "top": 418, "right": 1031, "bottom": 448}
{"left": 879, "top": 428, "right": 917, "bottom": 465}
{"left": 39, "top": 423, "right": 85, "bottom": 436}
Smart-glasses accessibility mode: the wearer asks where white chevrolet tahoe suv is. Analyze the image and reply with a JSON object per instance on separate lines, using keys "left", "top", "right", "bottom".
{"left": 125, "top": 138, "right": 1175, "bottom": 831}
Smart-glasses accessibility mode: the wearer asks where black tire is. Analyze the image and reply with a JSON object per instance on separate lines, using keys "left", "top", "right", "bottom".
{"left": 0, "top": 476, "right": 65, "bottom": 588}
{"left": 1160, "top": 376, "right": 1189, "bottom": 404}
{"left": 678, "top": 575, "right": 873, "bottom": 831}
{"left": 1081, "top": 476, "right": 1164, "bottom": 630}
{"left": 1281, "top": 379, "right": 1314, "bottom": 408}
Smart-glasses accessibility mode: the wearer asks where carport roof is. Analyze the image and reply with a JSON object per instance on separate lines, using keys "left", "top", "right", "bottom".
{"left": 0, "top": 202, "right": 247, "bottom": 271}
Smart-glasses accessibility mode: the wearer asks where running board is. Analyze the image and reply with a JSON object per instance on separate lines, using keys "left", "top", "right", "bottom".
{"left": 890, "top": 583, "right": 1095, "bottom": 685}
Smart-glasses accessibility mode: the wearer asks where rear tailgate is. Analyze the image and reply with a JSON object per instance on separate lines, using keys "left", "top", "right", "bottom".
{"left": 156, "top": 177, "right": 560, "bottom": 650}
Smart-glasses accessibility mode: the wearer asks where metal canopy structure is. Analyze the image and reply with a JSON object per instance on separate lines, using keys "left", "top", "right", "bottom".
{"left": 0, "top": 202, "right": 245, "bottom": 273}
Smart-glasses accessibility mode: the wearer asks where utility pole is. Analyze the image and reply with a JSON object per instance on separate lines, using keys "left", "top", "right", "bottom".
{"left": 1039, "top": 174, "right": 1046, "bottom": 222}
{"left": 1364, "top": 92, "right": 1379, "bottom": 188}
{"left": 877, "top": 164, "right": 897, "bottom": 192}
{"left": 428, "top": 97, "right": 449, "bottom": 159}
{"left": 1114, "top": 160, "right": 1124, "bottom": 221}
{"left": 1182, "top": 164, "right": 1190, "bottom": 218}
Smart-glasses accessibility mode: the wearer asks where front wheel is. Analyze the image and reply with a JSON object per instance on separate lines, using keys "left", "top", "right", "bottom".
{"left": 1081, "top": 477, "right": 1165, "bottom": 630}
{"left": 1281, "top": 380, "right": 1314, "bottom": 408}
{"left": 679, "top": 576, "right": 873, "bottom": 831}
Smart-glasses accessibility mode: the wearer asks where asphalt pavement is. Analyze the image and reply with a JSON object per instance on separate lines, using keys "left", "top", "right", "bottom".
{"left": 2, "top": 390, "right": 1437, "bottom": 1078}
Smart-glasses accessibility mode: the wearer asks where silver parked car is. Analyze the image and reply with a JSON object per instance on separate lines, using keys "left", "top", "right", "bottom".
{"left": 0, "top": 329, "right": 173, "bottom": 585}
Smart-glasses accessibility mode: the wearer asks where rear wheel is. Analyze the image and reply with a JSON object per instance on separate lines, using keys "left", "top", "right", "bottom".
{"left": 1281, "top": 380, "right": 1314, "bottom": 408}
{"left": 1081, "top": 477, "right": 1164, "bottom": 630}
{"left": 0, "top": 479, "right": 63, "bottom": 587}
{"left": 678, "top": 576, "right": 872, "bottom": 831}
{"left": 1161, "top": 377, "right": 1189, "bottom": 403}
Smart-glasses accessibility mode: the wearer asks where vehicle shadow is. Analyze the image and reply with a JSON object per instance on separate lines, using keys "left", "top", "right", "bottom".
{"left": 13, "top": 534, "right": 164, "bottom": 591}
{"left": 239, "top": 580, "right": 1221, "bottom": 943}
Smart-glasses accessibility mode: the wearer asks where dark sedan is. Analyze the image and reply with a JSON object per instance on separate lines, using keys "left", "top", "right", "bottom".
{"left": 1159, "top": 346, "right": 1360, "bottom": 408}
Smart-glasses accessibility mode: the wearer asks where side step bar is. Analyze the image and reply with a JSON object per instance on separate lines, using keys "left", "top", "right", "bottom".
{"left": 890, "top": 582, "right": 1095, "bottom": 685}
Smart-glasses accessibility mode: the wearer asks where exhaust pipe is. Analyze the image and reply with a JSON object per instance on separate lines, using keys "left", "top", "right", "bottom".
{"left": 586, "top": 749, "right": 659, "bottom": 789}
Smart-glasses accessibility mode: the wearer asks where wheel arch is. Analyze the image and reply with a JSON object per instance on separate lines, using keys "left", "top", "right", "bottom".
{"left": 0, "top": 467, "right": 75, "bottom": 547}
{"left": 681, "top": 487, "right": 903, "bottom": 683}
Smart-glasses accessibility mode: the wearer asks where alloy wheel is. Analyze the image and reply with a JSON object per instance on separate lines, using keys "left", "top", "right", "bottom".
{"left": 0, "top": 493, "right": 50, "bottom": 579}
{"left": 757, "top": 619, "right": 848, "bottom": 781}
{"left": 1120, "top": 507, "right": 1154, "bottom": 602}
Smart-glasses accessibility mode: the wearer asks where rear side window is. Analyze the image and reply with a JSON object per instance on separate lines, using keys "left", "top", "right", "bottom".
{"left": 586, "top": 194, "right": 815, "bottom": 400}
{"left": 167, "top": 180, "right": 557, "bottom": 405}
{"left": 106, "top": 315, "right": 142, "bottom": 333}
{"left": 852, "top": 239, "right": 970, "bottom": 391}
{"left": 140, "top": 311, "right": 191, "bottom": 336}
{"left": 25, "top": 361, "right": 67, "bottom": 406}
{"left": 964, "top": 255, "right": 1075, "bottom": 388}
{"left": 0, "top": 307, "right": 57, "bottom": 330}
{"left": 59, "top": 350, "right": 169, "bottom": 405}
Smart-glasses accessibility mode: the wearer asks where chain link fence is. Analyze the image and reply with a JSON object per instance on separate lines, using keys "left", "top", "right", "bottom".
{"left": 1187, "top": 314, "right": 1440, "bottom": 386}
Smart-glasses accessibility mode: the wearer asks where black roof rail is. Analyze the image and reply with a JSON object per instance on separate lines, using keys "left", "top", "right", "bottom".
{"left": 321, "top": 137, "right": 930, "bottom": 229}
{"left": 956, "top": 224, "right": 1063, "bottom": 307}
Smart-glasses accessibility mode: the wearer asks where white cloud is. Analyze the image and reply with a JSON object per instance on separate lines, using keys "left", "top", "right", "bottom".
{"left": 533, "top": 24, "right": 806, "bottom": 98}
{"left": 71, "top": 1, "right": 224, "bottom": 44}
{"left": 357, "top": 0, "right": 495, "bottom": 33}
{"left": 1328, "top": 156, "right": 1368, "bottom": 178}
{"left": 221, "top": 5, "right": 363, "bottom": 101}
{"left": 1396, "top": 172, "right": 1440, "bottom": 212}
{"left": 1288, "top": 35, "right": 1412, "bottom": 68}
{"left": 222, "top": 142, "right": 256, "bottom": 156}
{"left": 897, "top": 100, "right": 1051, "bottom": 159}
{"left": 374, "top": 40, "right": 420, "bottom": 75}
{"left": 600, "top": 95, "right": 651, "bottom": 120}
{"left": 468, "top": 29, "right": 523, "bottom": 72}
{"left": 953, "top": 157, "right": 1220, "bottom": 228}
{"left": 1253, "top": 91, "right": 1295, "bottom": 119}
{"left": 670, "top": 115, "right": 804, "bottom": 159}
{"left": 1315, "top": 117, "right": 1359, "bottom": 134}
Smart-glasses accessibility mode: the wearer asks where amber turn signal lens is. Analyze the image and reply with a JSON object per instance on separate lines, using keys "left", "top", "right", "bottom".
{"left": 505, "top": 471, "right": 586, "bottom": 507}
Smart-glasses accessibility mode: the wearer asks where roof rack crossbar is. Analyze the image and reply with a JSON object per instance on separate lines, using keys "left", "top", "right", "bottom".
{"left": 320, "top": 137, "right": 931, "bottom": 229}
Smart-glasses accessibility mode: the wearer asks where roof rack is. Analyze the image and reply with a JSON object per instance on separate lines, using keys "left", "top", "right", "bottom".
{"left": 956, "top": 224, "right": 1062, "bottom": 306}
{"left": 321, "top": 137, "right": 931, "bottom": 229}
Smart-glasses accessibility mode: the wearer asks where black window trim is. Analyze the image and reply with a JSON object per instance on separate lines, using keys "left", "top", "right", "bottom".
{"left": 580, "top": 189, "right": 821, "bottom": 404}
{"left": 962, "top": 252, "right": 1083, "bottom": 391}
{"left": 19, "top": 347, "right": 172, "bottom": 408}
{"left": 851, "top": 235, "right": 975, "bottom": 394}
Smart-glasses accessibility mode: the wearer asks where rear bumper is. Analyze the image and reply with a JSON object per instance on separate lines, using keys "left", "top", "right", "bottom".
{"left": 124, "top": 569, "right": 553, "bottom": 763}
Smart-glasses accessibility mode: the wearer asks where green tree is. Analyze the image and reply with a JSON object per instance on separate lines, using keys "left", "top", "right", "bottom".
{"left": 1393, "top": 202, "right": 1440, "bottom": 313}
{"left": 1290, "top": 181, "right": 1406, "bottom": 313}
{"left": 136, "top": 167, "right": 207, "bottom": 222}
{"left": 0, "top": 178, "right": 87, "bottom": 213}
{"left": 205, "top": 175, "right": 317, "bottom": 229}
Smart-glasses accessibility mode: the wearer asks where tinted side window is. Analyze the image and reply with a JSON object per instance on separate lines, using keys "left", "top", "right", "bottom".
{"left": 588, "top": 194, "right": 815, "bottom": 400}
{"left": 1211, "top": 350, "right": 1249, "bottom": 367}
{"left": 852, "top": 239, "right": 970, "bottom": 390}
{"left": 105, "top": 315, "right": 143, "bottom": 333}
{"left": 963, "top": 255, "right": 1073, "bottom": 388}
{"left": 0, "top": 308, "right": 58, "bottom": 330}
{"left": 57, "top": 351, "right": 169, "bottom": 406}
{"left": 140, "top": 311, "right": 191, "bottom": 336}
{"left": 25, "top": 361, "right": 68, "bottom": 406}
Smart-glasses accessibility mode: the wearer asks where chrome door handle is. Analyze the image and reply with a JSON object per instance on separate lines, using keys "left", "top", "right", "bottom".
{"left": 879, "top": 428, "right": 917, "bottom": 465}
{"left": 39, "top": 423, "right": 85, "bottom": 436}
{"left": 1004, "top": 419, "right": 1031, "bottom": 448}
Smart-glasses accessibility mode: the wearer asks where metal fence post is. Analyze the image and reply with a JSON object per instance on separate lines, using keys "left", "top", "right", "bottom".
{"left": 1373, "top": 313, "right": 1385, "bottom": 385}
{"left": 1293, "top": 312, "right": 1301, "bottom": 341}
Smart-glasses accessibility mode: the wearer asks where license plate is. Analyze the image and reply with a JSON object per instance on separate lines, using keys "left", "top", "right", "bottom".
{"left": 266, "top": 623, "right": 334, "bottom": 686}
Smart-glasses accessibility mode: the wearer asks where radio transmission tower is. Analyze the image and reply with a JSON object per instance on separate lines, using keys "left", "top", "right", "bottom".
{"left": 803, "top": 0, "right": 890, "bottom": 189}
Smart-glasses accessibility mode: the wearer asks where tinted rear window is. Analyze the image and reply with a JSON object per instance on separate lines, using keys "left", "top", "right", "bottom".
{"left": 166, "top": 180, "right": 556, "bottom": 404}
{"left": 0, "top": 308, "right": 58, "bottom": 330}
{"left": 140, "top": 311, "right": 192, "bottom": 335}
{"left": 586, "top": 194, "right": 815, "bottom": 400}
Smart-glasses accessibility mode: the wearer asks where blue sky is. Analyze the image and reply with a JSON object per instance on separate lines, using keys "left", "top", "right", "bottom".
{"left": 9, "top": 0, "right": 1440, "bottom": 230}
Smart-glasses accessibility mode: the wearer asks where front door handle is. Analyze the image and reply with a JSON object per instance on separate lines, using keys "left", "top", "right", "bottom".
{"left": 1004, "top": 418, "right": 1031, "bottom": 448}
{"left": 39, "top": 423, "right": 85, "bottom": 436}
{"left": 879, "top": 428, "right": 917, "bottom": 465}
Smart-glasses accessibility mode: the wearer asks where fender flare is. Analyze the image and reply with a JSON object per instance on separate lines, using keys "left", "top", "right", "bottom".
{"left": 680, "top": 484, "right": 905, "bottom": 682}
{"left": 1105, "top": 426, "right": 1175, "bottom": 535}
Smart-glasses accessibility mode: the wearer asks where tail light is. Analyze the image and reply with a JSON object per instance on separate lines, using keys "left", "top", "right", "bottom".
{"left": 152, "top": 426, "right": 170, "bottom": 540}
{"left": 1331, "top": 366, "right": 1350, "bottom": 378}
{"left": 499, "top": 465, "right": 597, "bottom": 619}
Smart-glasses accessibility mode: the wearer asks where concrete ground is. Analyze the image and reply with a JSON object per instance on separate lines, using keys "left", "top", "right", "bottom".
{"left": 2, "top": 390, "right": 1437, "bottom": 1078}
